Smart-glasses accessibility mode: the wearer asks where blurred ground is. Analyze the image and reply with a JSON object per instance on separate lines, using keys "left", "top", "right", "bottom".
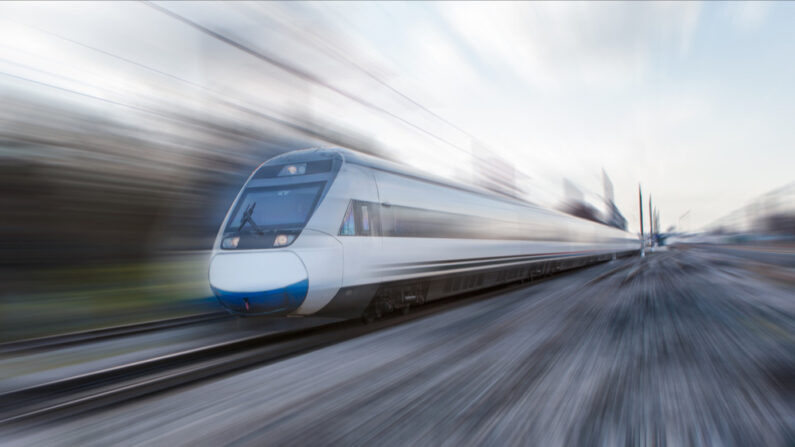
{"left": 0, "top": 315, "right": 334, "bottom": 395}
{"left": 2, "top": 247, "right": 792, "bottom": 446}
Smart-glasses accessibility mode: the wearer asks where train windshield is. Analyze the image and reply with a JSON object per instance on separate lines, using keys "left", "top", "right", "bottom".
{"left": 221, "top": 182, "right": 324, "bottom": 249}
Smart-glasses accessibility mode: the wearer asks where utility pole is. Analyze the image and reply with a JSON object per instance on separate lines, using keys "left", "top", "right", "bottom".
{"left": 654, "top": 208, "right": 660, "bottom": 236}
{"left": 639, "top": 185, "right": 645, "bottom": 258}
{"left": 649, "top": 195, "right": 654, "bottom": 249}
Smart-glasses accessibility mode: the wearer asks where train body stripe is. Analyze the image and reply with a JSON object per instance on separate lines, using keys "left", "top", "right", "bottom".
{"left": 374, "top": 250, "right": 606, "bottom": 275}
{"left": 212, "top": 279, "right": 309, "bottom": 316}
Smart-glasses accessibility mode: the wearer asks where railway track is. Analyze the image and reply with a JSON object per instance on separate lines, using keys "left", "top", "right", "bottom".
{"left": 0, "top": 319, "right": 347, "bottom": 426}
{"left": 0, "top": 276, "right": 564, "bottom": 426}
{"left": 0, "top": 258, "right": 637, "bottom": 427}
{"left": 0, "top": 312, "right": 231, "bottom": 355}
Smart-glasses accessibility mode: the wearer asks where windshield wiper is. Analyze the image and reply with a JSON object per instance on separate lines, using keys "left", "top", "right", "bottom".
{"left": 238, "top": 202, "right": 265, "bottom": 235}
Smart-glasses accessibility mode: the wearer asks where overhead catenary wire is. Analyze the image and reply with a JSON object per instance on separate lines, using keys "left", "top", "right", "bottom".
{"left": 143, "top": 1, "right": 484, "bottom": 165}
{"left": 239, "top": 1, "right": 537, "bottom": 187}
{"left": 1, "top": 21, "right": 392, "bottom": 158}
{"left": 12, "top": 3, "right": 602, "bottom": 207}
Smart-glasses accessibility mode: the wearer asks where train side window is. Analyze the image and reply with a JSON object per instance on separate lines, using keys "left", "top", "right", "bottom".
{"left": 359, "top": 204, "right": 370, "bottom": 234}
{"left": 355, "top": 201, "right": 380, "bottom": 236}
{"left": 380, "top": 204, "right": 395, "bottom": 236}
{"left": 339, "top": 202, "right": 355, "bottom": 236}
{"left": 340, "top": 201, "right": 380, "bottom": 236}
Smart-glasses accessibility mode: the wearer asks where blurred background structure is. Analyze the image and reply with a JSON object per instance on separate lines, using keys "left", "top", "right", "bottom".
{"left": 0, "top": 1, "right": 793, "bottom": 340}
{"left": 703, "top": 182, "right": 795, "bottom": 240}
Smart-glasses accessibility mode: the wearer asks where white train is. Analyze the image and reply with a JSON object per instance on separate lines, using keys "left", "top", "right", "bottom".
{"left": 209, "top": 148, "right": 640, "bottom": 320}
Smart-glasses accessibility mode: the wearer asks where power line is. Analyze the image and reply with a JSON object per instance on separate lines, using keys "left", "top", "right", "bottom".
{"left": 4, "top": 21, "right": 397, "bottom": 157}
{"left": 17, "top": 4, "right": 548, "bottom": 202}
{"left": 144, "top": 2, "right": 562, "bottom": 205}
{"left": 245, "top": 3, "right": 484, "bottom": 145}
{"left": 144, "top": 1, "right": 483, "bottom": 163}
{"left": 244, "top": 2, "right": 541, "bottom": 184}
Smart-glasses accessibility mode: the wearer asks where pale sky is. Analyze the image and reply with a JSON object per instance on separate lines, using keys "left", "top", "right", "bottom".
{"left": 309, "top": 1, "right": 795, "bottom": 232}
{"left": 1, "top": 1, "right": 793, "bottom": 232}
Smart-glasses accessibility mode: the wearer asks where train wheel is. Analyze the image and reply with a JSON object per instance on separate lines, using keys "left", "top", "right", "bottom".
{"left": 362, "top": 308, "right": 376, "bottom": 324}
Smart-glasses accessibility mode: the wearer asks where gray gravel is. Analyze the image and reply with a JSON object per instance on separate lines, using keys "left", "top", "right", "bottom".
{"left": 2, "top": 247, "right": 793, "bottom": 446}
{"left": 0, "top": 315, "right": 336, "bottom": 395}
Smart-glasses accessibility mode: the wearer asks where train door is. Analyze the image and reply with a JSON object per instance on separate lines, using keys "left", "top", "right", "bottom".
{"left": 337, "top": 166, "right": 381, "bottom": 287}
{"left": 372, "top": 169, "right": 447, "bottom": 273}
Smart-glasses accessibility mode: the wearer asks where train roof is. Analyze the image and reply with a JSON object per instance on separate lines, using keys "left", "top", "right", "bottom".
{"left": 266, "top": 147, "right": 632, "bottom": 234}
{"left": 270, "top": 147, "right": 538, "bottom": 210}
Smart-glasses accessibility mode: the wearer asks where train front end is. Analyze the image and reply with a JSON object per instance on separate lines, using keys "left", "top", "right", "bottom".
{"left": 209, "top": 150, "right": 343, "bottom": 316}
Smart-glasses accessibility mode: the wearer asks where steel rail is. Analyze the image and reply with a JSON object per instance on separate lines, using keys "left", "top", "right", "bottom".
{"left": 0, "top": 311, "right": 230, "bottom": 355}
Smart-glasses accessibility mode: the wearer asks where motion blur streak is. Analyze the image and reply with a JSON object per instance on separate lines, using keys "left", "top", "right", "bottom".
{"left": 1, "top": 248, "right": 792, "bottom": 446}
{"left": 0, "top": 2, "right": 793, "bottom": 446}
{"left": 0, "top": 2, "right": 498, "bottom": 339}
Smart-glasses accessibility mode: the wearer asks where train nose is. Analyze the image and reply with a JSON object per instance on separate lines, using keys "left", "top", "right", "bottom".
{"left": 209, "top": 251, "right": 308, "bottom": 315}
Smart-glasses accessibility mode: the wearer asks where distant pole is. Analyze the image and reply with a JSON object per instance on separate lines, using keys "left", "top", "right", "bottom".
{"left": 639, "top": 185, "right": 645, "bottom": 257}
{"left": 648, "top": 195, "right": 653, "bottom": 248}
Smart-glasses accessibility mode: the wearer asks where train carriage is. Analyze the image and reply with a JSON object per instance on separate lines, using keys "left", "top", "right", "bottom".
{"left": 209, "top": 148, "right": 640, "bottom": 320}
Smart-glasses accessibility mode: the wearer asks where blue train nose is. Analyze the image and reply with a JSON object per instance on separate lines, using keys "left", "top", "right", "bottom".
{"left": 209, "top": 251, "right": 308, "bottom": 315}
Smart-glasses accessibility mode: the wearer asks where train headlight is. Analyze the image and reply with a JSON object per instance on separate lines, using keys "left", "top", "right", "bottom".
{"left": 273, "top": 234, "right": 294, "bottom": 247}
{"left": 278, "top": 163, "right": 306, "bottom": 176}
{"left": 222, "top": 236, "right": 240, "bottom": 249}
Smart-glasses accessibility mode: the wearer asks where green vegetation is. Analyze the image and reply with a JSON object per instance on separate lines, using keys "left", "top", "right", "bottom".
{"left": 0, "top": 254, "right": 218, "bottom": 342}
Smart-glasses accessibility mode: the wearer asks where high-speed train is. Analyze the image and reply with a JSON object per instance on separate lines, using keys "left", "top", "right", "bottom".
{"left": 209, "top": 148, "right": 640, "bottom": 320}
